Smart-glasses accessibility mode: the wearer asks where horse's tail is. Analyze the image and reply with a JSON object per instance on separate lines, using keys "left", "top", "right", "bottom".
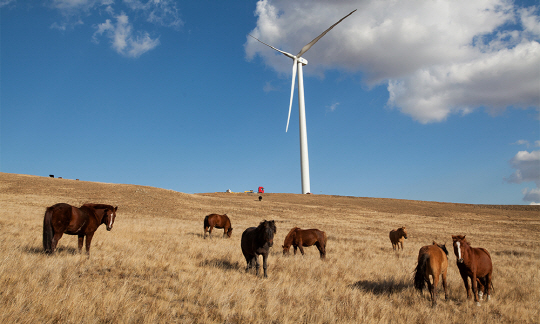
{"left": 43, "top": 207, "right": 54, "bottom": 254}
{"left": 322, "top": 231, "right": 328, "bottom": 248}
{"left": 203, "top": 215, "right": 209, "bottom": 228}
{"left": 414, "top": 253, "right": 429, "bottom": 292}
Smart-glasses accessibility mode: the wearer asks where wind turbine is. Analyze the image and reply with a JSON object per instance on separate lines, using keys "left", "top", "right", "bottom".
{"left": 250, "top": 9, "right": 356, "bottom": 194}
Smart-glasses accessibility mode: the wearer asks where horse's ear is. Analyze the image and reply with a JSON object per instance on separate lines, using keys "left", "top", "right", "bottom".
{"left": 114, "top": 206, "right": 118, "bottom": 212}
{"left": 432, "top": 241, "right": 436, "bottom": 245}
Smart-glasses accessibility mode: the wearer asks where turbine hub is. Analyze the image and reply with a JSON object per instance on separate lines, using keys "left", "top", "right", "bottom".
{"left": 298, "top": 57, "right": 308, "bottom": 65}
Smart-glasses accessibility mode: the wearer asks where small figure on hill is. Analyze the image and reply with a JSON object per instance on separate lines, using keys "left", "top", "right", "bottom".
{"left": 282, "top": 227, "right": 327, "bottom": 259}
{"left": 203, "top": 214, "right": 233, "bottom": 239}
{"left": 389, "top": 226, "right": 408, "bottom": 251}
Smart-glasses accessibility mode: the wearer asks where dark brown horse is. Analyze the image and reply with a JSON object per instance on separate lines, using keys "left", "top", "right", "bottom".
{"left": 413, "top": 241, "right": 449, "bottom": 307}
{"left": 204, "top": 214, "right": 233, "bottom": 239}
{"left": 241, "top": 220, "right": 276, "bottom": 278}
{"left": 389, "top": 226, "right": 408, "bottom": 251}
{"left": 452, "top": 235, "right": 493, "bottom": 306}
{"left": 43, "top": 203, "right": 117, "bottom": 254}
{"left": 282, "top": 227, "right": 327, "bottom": 259}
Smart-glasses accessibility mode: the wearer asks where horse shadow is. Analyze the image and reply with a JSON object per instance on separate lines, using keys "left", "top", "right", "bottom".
{"left": 349, "top": 279, "right": 411, "bottom": 295}
{"left": 22, "top": 245, "right": 78, "bottom": 255}
{"left": 199, "top": 258, "right": 242, "bottom": 271}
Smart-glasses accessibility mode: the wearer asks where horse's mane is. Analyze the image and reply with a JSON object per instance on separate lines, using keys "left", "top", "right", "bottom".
{"left": 284, "top": 227, "right": 300, "bottom": 243}
{"left": 257, "top": 220, "right": 276, "bottom": 233}
{"left": 433, "top": 242, "right": 449, "bottom": 256}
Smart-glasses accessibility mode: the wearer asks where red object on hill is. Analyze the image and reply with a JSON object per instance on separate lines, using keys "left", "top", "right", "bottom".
{"left": 258, "top": 186, "right": 264, "bottom": 194}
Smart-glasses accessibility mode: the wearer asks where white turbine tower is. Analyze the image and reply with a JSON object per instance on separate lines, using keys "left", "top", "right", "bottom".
{"left": 250, "top": 9, "right": 356, "bottom": 194}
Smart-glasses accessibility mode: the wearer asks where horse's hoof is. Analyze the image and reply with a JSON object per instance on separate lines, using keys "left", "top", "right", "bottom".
{"left": 487, "top": 295, "right": 491, "bottom": 301}
{"left": 476, "top": 302, "right": 481, "bottom": 307}
{"left": 478, "top": 291, "right": 483, "bottom": 301}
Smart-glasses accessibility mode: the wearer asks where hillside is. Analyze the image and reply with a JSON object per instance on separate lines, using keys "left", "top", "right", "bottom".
{"left": 1, "top": 172, "right": 539, "bottom": 323}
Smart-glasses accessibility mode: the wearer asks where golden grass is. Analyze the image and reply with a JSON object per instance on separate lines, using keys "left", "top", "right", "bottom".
{"left": 1, "top": 172, "right": 539, "bottom": 323}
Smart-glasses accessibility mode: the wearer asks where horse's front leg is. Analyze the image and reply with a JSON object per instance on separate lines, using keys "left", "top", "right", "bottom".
{"left": 78, "top": 235, "right": 85, "bottom": 253}
{"left": 208, "top": 226, "right": 214, "bottom": 239}
{"left": 298, "top": 244, "right": 305, "bottom": 256}
{"left": 254, "top": 255, "right": 261, "bottom": 276}
{"left": 472, "top": 273, "right": 480, "bottom": 305}
{"left": 262, "top": 253, "right": 268, "bottom": 278}
{"left": 459, "top": 271, "right": 471, "bottom": 299}
{"left": 85, "top": 233, "right": 95, "bottom": 255}
{"left": 293, "top": 245, "right": 298, "bottom": 255}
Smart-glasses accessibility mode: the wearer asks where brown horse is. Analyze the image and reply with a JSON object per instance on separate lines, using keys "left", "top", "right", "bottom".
{"left": 43, "top": 203, "right": 117, "bottom": 254}
{"left": 413, "top": 241, "right": 449, "bottom": 307}
{"left": 452, "top": 235, "right": 493, "bottom": 306}
{"left": 282, "top": 227, "right": 327, "bottom": 259}
{"left": 204, "top": 214, "right": 233, "bottom": 239}
{"left": 241, "top": 220, "right": 276, "bottom": 278}
{"left": 389, "top": 226, "right": 408, "bottom": 251}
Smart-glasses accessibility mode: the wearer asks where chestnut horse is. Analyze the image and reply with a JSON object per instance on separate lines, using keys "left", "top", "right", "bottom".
{"left": 452, "top": 235, "right": 493, "bottom": 306}
{"left": 43, "top": 203, "right": 117, "bottom": 254}
{"left": 282, "top": 227, "right": 327, "bottom": 259}
{"left": 203, "top": 213, "right": 233, "bottom": 239}
{"left": 413, "top": 241, "right": 449, "bottom": 307}
{"left": 241, "top": 220, "right": 276, "bottom": 278}
{"left": 389, "top": 226, "right": 408, "bottom": 251}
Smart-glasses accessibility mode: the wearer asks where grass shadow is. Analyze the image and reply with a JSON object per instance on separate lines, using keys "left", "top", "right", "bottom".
{"left": 22, "top": 245, "right": 79, "bottom": 255}
{"left": 199, "top": 258, "right": 242, "bottom": 271}
{"left": 349, "top": 279, "right": 412, "bottom": 295}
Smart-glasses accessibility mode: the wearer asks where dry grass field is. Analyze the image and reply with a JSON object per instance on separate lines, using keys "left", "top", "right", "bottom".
{"left": 1, "top": 172, "right": 539, "bottom": 323}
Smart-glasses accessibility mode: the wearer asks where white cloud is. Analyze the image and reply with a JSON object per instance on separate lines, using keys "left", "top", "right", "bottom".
{"left": 50, "top": 0, "right": 181, "bottom": 57}
{"left": 522, "top": 188, "right": 540, "bottom": 204}
{"left": 245, "top": 0, "right": 540, "bottom": 123}
{"left": 506, "top": 150, "right": 540, "bottom": 204}
{"left": 0, "top": 0, "right": 17, "bottom": 8}
{"left": 93, "top": 13, "right": 160, "bottom": 58}
{"left": 327, "top": 102, "right": 340, "bottom": 113}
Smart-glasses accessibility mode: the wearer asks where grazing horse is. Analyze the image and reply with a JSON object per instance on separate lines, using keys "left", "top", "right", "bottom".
{"left": 241, "top": 220, "right": 276, "bottom": 278}
{"left": 282, "top": 227, "right": 327, "bottom": 259}
{"left": 43, "top": 203, "right": 117, "bottom": 254}
{"left": 413, "top": 241, "right": 449, "bottom": 307}
{"left": 452, "top": 235, "right": 493, "bottom": 306}
{"left": 204, "top": 214, "right": 233, "bottom": 239}
{"left": 389, "top": 226, "right": 408, "bottom": 251}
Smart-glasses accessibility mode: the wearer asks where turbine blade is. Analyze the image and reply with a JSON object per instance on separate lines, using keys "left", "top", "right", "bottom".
{"left": 296, "top": 9, "right": 357, "bottom": 57}
{"left": 249, "top": 34, "right": 295, "bottom": 59}
{"left": 286, "top": 58, "right": 298, "bottom": 133}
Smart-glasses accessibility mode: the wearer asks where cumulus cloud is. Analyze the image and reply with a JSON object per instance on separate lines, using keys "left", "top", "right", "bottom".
{"left": 50, "top": 0, "right": 182, "bottom": 57}
{"left": 93, "top": 13, "right": 160, "bottom": 58}
{"left": 245, "top": 0, "right": 540, "bottom": 123}
{"left": 505, "top": 150, "right": 540, "bottom": 204}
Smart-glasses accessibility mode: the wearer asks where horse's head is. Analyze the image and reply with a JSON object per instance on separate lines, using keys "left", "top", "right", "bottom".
{"left": 282, "top": 245, "right": 290, "bottom": 256}
{"left": 452, "top": 235, "right": 467, "bottom": 263}
{"left": 261, "top": 220, "right": 276, "bottom": 247}
{"left": 401, "top": 226, "right": 408, "bottom": 239}
{"left": 226, "top": 227, "right": 233, "bottom": 238}
{"left": 104, "top": 206, "right": 118, "bottom": 231}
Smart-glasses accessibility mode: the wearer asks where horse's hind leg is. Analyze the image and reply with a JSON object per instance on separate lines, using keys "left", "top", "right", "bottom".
{"left": 442, "top": 270, "right": 449, "bottom": 300}
{"left": 204, "top": 226, "right": 209, "bottom": 239}
{"left": 427, "top": 276, "right": 436, "bottom": 307}
{"left": 316, "top": 242, "right": 326, "bottom": 259}
{"left": 51, "top": 232, "right": 63, "bottom": 252}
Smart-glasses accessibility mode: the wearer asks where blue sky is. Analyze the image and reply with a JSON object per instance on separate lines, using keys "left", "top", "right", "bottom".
{"left": 1, "top": 0, "right": 539, "bottom": 204}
